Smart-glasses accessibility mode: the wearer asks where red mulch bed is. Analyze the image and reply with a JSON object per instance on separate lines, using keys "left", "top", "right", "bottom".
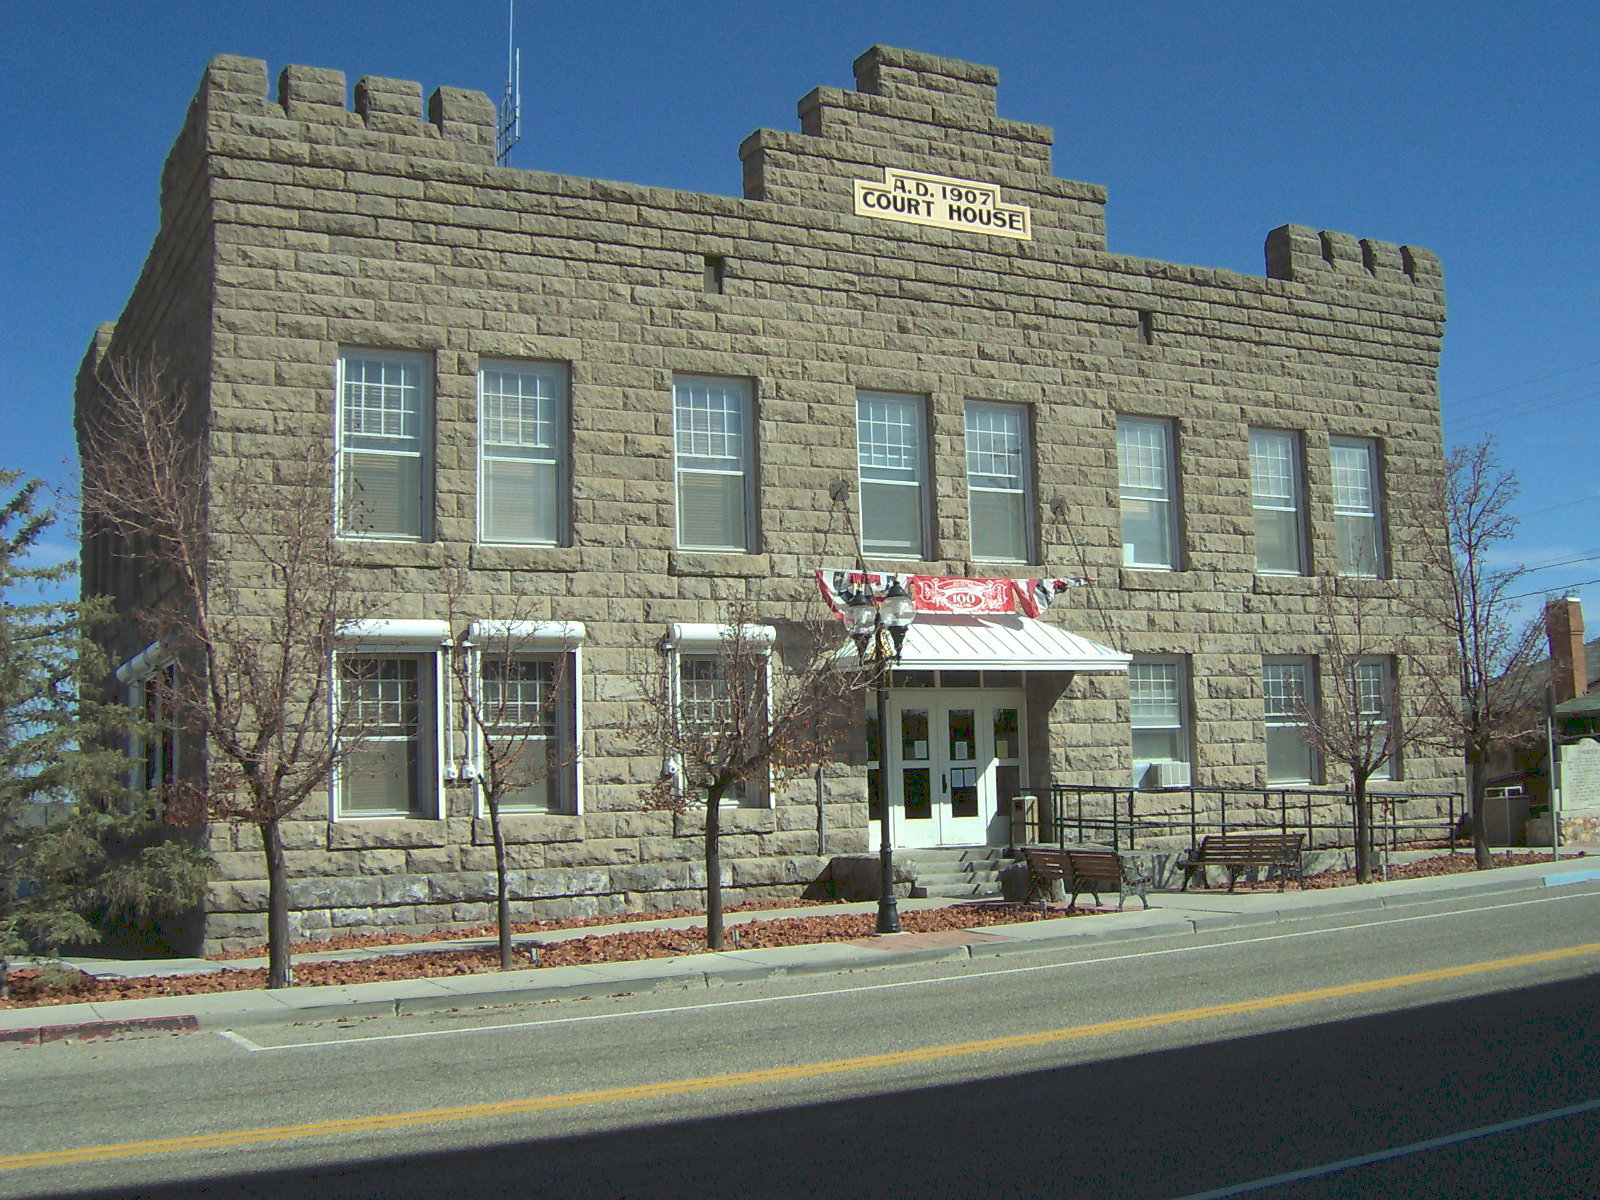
{"left": 0, "top": 902, "right": 1088, "bottom": 1010}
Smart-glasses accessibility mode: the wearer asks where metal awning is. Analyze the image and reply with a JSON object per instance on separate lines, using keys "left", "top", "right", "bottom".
{"left": 843, "top": 614, "right": 1131, "bottom": 673}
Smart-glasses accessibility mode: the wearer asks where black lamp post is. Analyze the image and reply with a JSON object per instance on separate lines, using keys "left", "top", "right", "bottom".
{"left": 845, "top": 579, "right": 916, "bottom": 934}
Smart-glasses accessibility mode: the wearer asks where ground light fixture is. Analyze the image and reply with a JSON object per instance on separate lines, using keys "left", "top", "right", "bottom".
{"left": 844, "top": 578, "right": 916, "bottom": 933}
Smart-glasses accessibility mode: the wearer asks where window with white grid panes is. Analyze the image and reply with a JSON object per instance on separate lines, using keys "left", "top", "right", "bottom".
{"left": 1354, "top": 656, "right": 1396, "bottom": 780}
{"left": 1263, "top": 656, "right": 1318, "bottom": 784}
{"left": 965, "top": 401, "right": 1033, "bottom": 563}
{"left": 1117, "top": 417, "right": 1178, "bottom": 568}
{"left": 1331, "top": 437, "right": 1385, "bottom": 578}
{"left": 479, "top": 655, "right": 573, "bottom": 814}
{"left": 674, "top": 376, "right": 755, "bottom": 552}
{"left": 479, "top": 361, "right": 567, "bottom": 545}
{"left": 337, "top": 655, "right": 435, "bottom": 818}
{"left": 678, "top": 654, "right": 764, "bottom": 806}
{"left": 1250, "top": 429, "right": 1307, "bottom": 574}
{"left": 857, "top": 392, "right": 929, "bottom": 558}
{"left": 337, "top": 351, "right": 431, "bottom": 540}
{"left": 1129, "top": 656, "right": 1189, "bottom": 769}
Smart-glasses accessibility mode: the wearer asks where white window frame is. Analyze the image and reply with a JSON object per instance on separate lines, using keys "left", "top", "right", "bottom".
{"left": 673, "top": 375, "right": 756, "bottom": 553}
{"left": 1117, "top": 416, "right": 1179, "bottom": 569}
{"left": 1249, "top": 428, "right": 1308, "bottom": 575}
{"left": 964, "top": 400, "right": 1034, "bottom": 564}
{"left": 464, "top": 621, "right": 585, "bottom": 816}
{"left": 1354, "top": 655, "right": 1397, "bottom": 782}
{"left": 1263, "top": 655, "right": 1319, "bottom": 786}
{"left": 856, "top": 391, "right": 931, "bottom": 560}
{"left": 332, "top": 619, "right": 450, "bottom": 821}
{"left": 663, "top": 623, "right": 776, "bottom": 809}
{"left": 1331, "top": 437, "right": 1386, "bottom": 578}
{"left": 116, "top": 642, "right": 178, "bottom": 796}
{"left": 335, "top": 350, "right": 433, "bottom": 541}
{"left": 477, "top": 360, "right": 569, "bottom": 547}
{"left": 1129, "top": 656, "right": 1191, "bottom": 781}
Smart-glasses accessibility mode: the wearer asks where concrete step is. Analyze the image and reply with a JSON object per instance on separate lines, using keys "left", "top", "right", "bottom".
{"left": 899, "top": 846, "right": 1016, "bottom": 899}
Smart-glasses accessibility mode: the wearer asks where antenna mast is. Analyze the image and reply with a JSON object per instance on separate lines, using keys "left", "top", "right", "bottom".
{"left": 496, "top": 0, "right": 522, "bottom": 166}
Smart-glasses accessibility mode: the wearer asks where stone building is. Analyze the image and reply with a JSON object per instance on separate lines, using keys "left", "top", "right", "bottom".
{"left": 76, "top": 46, "right": 1463, "bottom": 951}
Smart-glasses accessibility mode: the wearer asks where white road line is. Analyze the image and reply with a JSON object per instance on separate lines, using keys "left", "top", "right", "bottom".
{"left": 220, "top": 889, "right": 1600, "bottom": 1054}
{"left": 215, "top": 1029, "right": 262, "bottom": 1052}
{"left": 1172, "top": 1095, "right": 1600, "bottom": 1199}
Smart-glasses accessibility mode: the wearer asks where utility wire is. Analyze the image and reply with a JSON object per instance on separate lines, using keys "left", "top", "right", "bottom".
{"left": 1506, "top": 575, "right": 1600, "bottom": 602}
{"left": 1449, "top": 384, "right": 1600, "bottom": 435}
{"left": 1517, "top": 493, "right": 1600, "bottom": 520}
{"left": 1447, "top": 357, "right": 1600, "bottom": 416}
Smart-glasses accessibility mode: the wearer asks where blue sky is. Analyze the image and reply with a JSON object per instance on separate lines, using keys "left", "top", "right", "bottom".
{"left": 3, "top": 1, "right": 1595, "bottom": 625}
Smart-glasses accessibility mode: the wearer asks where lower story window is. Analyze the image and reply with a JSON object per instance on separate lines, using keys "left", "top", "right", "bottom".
{"left": 1263, "top": 656, "right": 1317, "bottom": 785}
{"left": 679, "top": 653, "right": 765, "bottom": 807}
{"left": 1355, "top": 656, "right": 1396, "bottom": 781}
{"left": 339, "top": 654, "right": 437, "bottom": 818}
{"left": 1130, "top": 656, "right": 1190, "bottom": 784}
{"left": 479, "top": 655, "right": 576, "bottom": 815}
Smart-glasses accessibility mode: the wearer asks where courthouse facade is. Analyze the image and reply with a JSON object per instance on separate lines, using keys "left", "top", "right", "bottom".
{"left": 77, "top": 47, "right": 1462, "bottom": 949}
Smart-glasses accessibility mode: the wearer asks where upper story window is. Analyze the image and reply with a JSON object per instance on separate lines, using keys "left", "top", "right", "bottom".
{"left": 1116, "top": 416, "right": 1178, "bottom": 569}
{"left": 337, "top": 350, "right": 432, "bottom": 540}
{"left": 1250, "top": 429, "right": 1307, "bottom": 575}
{"left": 1331, "top": 437, "right": 1385, "bottom": 578}
{"left": 1263, "top": 656, "right": 1318, "bottom": 785}
{"left": 479, "top": 361, "right": 568, "bottom": 546}
{"left": 965, "top": 401, "right": 1033, "bottom": 564}
{"left": 674, "top": 376, "right": 755, "bottom": 552}
{"left": 1130, "top": 656, "right": 1190, "bottom": 783}
{"left": 857, "top": 392, "right": 930, "bottom": 559}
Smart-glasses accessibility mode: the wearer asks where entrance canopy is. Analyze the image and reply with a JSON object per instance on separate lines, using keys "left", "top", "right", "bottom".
{"left": 843, "top": 613, "right": 1131, "bottom": 673}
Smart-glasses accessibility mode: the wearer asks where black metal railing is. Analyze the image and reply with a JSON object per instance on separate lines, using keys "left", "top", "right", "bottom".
{"left": 1046, "top": 784, "right": 1463, "bottom": 854}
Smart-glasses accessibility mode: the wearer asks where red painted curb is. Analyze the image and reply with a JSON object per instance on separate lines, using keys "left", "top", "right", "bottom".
{"left": 4, "top": 1014, "right": 200, "bottom": 1046}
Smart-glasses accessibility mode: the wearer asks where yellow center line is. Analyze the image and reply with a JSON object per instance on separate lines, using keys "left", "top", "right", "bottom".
{"left": 6, "top": 940, "right": 1598, "bottom": 1173}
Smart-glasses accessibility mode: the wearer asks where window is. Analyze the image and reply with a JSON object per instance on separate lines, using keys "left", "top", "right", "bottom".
{"left": 468, "top": 620, "right": 585, "bottom": 815}
{"left": 1250, "top": 429, "right": 1307, "bottom": 574}
{"left": 1354, "top": 656, "right": 1396, "bottom": 781}
{"left": 115, "top": 644, "right": 178, "bottom": 798}
{"left": 337, "top": 350, "right": 432, "bottom": 540}
{"left": 1331, "top": 437, "right": 1385, "bottom": 577}
{"left": 965, "top": 401, "right": 1033, "bottom": 563}
{"left": 1117, "top": 417, "right": 1178, "bottom": 569}
{"left": 667, "top": 623, "right": 775, "bottom": 808}
{"left": 479, "top": 361, "right": 567, "bottom": 545}
{"left": 338, "top": 656, "right": 437, "bottom": 818}
{"left": 674, "top": 376, "right": 755, "bottom": 552}
{"left": 1263, "top": 657, "right": 1317, "bottom": 785}
{"left": 857, "top": 392, "right": 929, "bottom": 559}
{"left": 1130, "top": 657, "right": 1190, "bottom": 780}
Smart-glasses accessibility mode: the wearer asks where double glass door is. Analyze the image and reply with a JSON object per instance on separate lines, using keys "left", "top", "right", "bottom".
{"left": 869, "top": 690, "right": 1024, "bottom": 848}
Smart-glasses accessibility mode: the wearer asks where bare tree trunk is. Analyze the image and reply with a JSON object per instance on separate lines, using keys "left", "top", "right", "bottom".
{"left": 1468, "top": 753, "right": 1493, "bottom": 869}
{"left": 490, "top": 800, "right": 513, "bottom": 971}
{"left": 1, "top": 956, "right": 9, "bottom": 1001}
{"left": 1353, "top": 777, "right": 1371, "bottom": 884}
{"left": 259, "top": 819, "right": 291, "bottom": 989}
{"left": 705, "top": 786, "right": 724, "bottom": 951}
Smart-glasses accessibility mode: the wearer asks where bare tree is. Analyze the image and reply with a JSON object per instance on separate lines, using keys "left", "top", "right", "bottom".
{"left": 631, "top": 600, "right": 860, "bottom": 950}
{"left": 79, "top": 356, "right": 363, "bottom": 988}
{"left": 443, "top": 570, "right": 577, "bottom": 971}
{"left": 1409, "top": 437, "right": 1545, "bottom": 869}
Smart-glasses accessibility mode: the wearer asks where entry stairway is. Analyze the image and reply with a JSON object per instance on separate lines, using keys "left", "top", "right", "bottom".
{"left": 898, "top": 846, "right": 1015, "bottom": 899}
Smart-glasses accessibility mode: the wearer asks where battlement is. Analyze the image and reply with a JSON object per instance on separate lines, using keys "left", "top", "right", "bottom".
{"left": 1265, "top": 224, "right": 1443, "bottom": 297}
{"left": 193, "top": 54, "right": 496, "bottom": 157}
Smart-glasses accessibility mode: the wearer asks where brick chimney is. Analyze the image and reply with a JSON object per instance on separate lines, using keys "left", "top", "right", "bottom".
{"left": 1545, "top": 596, "right": 1586, "bottom": 704}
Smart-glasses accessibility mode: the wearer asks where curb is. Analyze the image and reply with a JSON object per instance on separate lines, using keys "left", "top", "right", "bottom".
{"left": 0, "top": 1014, "right": 199, "bottom": 1046}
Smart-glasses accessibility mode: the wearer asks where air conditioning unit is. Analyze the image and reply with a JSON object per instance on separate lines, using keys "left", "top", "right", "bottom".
{"left": 1143, "top": 761, "right": 1191, "bottom": 790}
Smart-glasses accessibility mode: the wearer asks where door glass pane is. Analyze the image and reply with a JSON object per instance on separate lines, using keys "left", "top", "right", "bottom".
{"left": 948, "top": 709, "right": 977, "bottom": 818}
{"left": 993, "top": 708, "right": 1019, "bottom": 759}
{"left": 903, "top": 767, "right": 932, "bottom": 820}
{"left": 950, "top": 765, "right": 978, "bottom": 818}
{"left": 900, "top": 709, "right": 929, "bottom": 762}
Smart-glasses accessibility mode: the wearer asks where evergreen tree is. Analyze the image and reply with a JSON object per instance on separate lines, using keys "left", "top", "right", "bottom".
{"left": 0, "top": 471, "right": 209, "bottom": 998}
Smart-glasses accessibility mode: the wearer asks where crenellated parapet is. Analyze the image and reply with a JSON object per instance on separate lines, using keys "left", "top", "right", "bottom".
{"left": 1265, "top": 223, "right": 1443, "bottom": 302}
{"left": 189, "top": 54, "right": 496, "bottom": 158}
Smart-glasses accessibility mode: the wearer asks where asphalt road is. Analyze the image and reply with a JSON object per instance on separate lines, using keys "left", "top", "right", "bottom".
{"left": 4, "top": 885, "right": 1599, "bottom": 1199}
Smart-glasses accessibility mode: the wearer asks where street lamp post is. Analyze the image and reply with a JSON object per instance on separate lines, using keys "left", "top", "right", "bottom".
{"left": 845, "top": 579, "right": 916, "bottom": 935}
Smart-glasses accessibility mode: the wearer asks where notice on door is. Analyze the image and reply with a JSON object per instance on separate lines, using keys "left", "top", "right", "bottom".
{"left": 853, "top": 168, "right": 1032, "bottom": 240}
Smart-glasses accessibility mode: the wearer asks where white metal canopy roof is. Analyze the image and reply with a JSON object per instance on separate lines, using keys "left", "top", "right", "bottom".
{"left": 845, "top": 614, "right": 1131, "bottom": 673}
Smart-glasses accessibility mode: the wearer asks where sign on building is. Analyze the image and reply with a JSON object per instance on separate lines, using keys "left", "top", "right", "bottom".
{"left": 854, "top": 168, "right": 1032, "bottom": 240}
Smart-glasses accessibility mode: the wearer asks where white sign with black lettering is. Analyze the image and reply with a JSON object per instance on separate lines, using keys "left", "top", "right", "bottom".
{"left": 853, "top": 168, "right": 1032, "bottom": 240}
{"left": 1561, "top": 737, "right": 1600, "bottom": 815}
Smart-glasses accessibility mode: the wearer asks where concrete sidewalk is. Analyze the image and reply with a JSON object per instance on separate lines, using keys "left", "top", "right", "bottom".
{"left": 5, "top": 854, "right": 1598, "bottom": 1046}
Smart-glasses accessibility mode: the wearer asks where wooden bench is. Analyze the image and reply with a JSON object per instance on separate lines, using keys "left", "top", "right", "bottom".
{"left": 1023, "top": 846, "right": 1153, "bottom": 913}
{"left": 1177, "top": 833, "right": 1305, "bottom": 893}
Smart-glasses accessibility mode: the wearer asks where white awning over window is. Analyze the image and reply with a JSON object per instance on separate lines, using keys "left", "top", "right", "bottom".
{"left": 843, "top": 614, "right": 1130, "bottom": 673}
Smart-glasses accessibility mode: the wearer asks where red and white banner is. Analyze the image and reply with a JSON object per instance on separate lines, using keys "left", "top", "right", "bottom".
{"left": 815, "top": 568, "right": 1091, "bottom": 621}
